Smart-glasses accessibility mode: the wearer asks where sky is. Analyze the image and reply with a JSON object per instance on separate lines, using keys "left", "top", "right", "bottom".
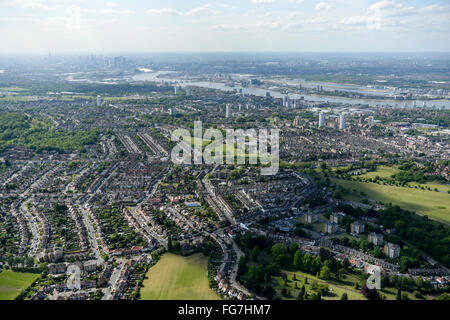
{"left": 0, "top": 0, "right": 449, "bottom": 53}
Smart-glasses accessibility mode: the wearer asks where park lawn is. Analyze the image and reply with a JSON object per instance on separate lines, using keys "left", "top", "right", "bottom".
{"left": 275, "top": 270, "right": 421, "bottom": 300}
{"left": 0, "top": 270, "right": 39, "bottom": 300}
{"left": 140, "top": 253, "right": 220, "bottom": 300}
{"left": 274, "top": 270, "right": 366, "bottom": 300}
{"left": 354, "top": 165, "right": 449, "bottom": 193}
{"left": 359, "top": 165, "right": 400, "bottom": 179}
{"left": 332, "top": 178, "right": 450, "bottom": 224}
{"left": 408, "top": 181, "right": 450, "bottom": 193}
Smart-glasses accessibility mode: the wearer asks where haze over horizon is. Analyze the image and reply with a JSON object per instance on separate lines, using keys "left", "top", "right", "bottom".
{"left": 0, "top": 0, "right": 449, "bottom": 53}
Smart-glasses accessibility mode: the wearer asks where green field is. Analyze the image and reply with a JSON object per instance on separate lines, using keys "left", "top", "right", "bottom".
{"left": 333, "top": 178, "right": 450, "bottom": 224}
{"left": 409, "top": 181, "right": 450, "bottom": 193}
{"left": 359, "top": 165, "right": 400, "bottom": 179}
{"left": 275, "top": 270, "right": 366, "bottom": 300}
{"left": 0, "top": 270, "right": 39, "bottom": 300}
{"left": 140, "top": 253, "right": 220, "bottom": 300}
{"left": 275, "top": 270, "right": 420, "bottom": 300}
{"left": 358, "top": 166, "right": 450, "bottom": 193}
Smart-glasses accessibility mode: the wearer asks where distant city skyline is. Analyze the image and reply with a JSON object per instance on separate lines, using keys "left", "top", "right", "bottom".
{"left": 0, "top": 0, "right": 449, "bottom": 53}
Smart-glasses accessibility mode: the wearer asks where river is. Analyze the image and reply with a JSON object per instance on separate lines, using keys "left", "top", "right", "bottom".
{"left": 132, "top": 71, "right": 449, "bottom": 109}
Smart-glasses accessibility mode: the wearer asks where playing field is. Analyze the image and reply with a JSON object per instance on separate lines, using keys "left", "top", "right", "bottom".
{"left": 332, "top": 178, "right": 450, "bottom": 224}
{"left": 0, "top": 270, "right": 39, "bottom": 300}
{"left": 140, "top": 253, "right": 220, "bottom": 300}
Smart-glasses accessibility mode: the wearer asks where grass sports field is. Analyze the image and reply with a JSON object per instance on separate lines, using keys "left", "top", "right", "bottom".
{"left": 332, "top": 178, "right": 450, "bottom": 224}
{"left": 0, "top": 270, "right": 39, "bottom": 300}
{"left": 140, "top": 253, "right": 220, "bottom": 300}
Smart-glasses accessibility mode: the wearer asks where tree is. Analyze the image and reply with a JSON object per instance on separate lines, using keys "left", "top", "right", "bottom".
{"left": 237, "top": 256, "right": 248, "bottom": 276}
{"left": 271, "top": 243, "right": 289, "bottom": 267}
{"left": 297, "top": 290, "right": 304, "bottom": 300}
{"left": 167, "top": 236, "right": 173, "bottom": 252}
{"left": 396, "top": 289, "right": 402, "bottom": 300}
{"left": 309, "top": 292, "right": 321, "bottom": 300}
{"left": 289, "top": 243, "right": 299, "bottom": 255}
{"left": 341, "top": 293, "right": 348, "bottom": 300}
{"left": 435, "top": 293, "right": 450, "bottom": 300}
{"left": 250, "top": 246, "right": 260, "bottom": 262}
{"left": 319, "top": 265, "right": 331, "bottom": 280}
{"left": 415, "top": 277, "right": 424, "bottom": 290}
{"left": 338, "top": 268, "right": 346, "bottom": 280}
{"left": 361, "top": 285, "right": 381, "bottom": 300}
{"left": 298, "top": 285, "right": 305, "bottom": 299}
{"left": 293, "top": 250, "right": 303, "bottom": 270}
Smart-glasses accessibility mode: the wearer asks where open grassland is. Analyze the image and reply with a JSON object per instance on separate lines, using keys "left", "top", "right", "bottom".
{"left": 0, "top": 270, "right": 39, "bottom": 300}
{"left": 357, "top": 166, "right": 450, "bottom": 193}
{"left": 275, "top": 270, "right": 420, "bottom": 300}
{"left": 408, "top": 181, "right": 450, "bottom": 193}
{"left": 332, "top": 178, "right": 450, "bottom": 224}
{"left": 140, "top": 253, "right": 220, "bottom": 300}
{"left": 274, "top": 270, "right": 365, "bottom": 300}
{"left": 359, "top": 165, "right": 400, "bottom": 179}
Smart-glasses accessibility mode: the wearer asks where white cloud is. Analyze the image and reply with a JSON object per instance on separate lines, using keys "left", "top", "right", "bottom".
{"left": 146, "top": 8, "right": 181, "bottom": 16}
{"left": 315, "top": 2, "right": 333, "bottom": 11}
{"left": 147, "top": 5, "right": 219, "bottom": 17}
{"left": 185, "top": 6, "right": 219, "bottom": 16}
{"left": 367, "top": 0, "right": 395, "bottom": 12}
{"left": 66, "top": 5, "right": 81, "bottom": 31}
{"left": 7, "top": 0, "right": 49, "bottom": 10}
{"left": 99, "top": 7, "right": 135, "bottom": 15}
{"left": 366, "top": 1, "right": 450, "bottom": 18}
{"left": 258, "top": 21, "right": 281, "bottom": 29}
{"left": 337, "top": 1, "right": 450, "bottom": 31}
{"left": 251, "top": 0, "right": 304, "bottom": 3}
{"left": 340, "top": 16, "right": 368, "bottom": 26}
{"left": 1, "top": 0, "right": 449, "bottom": 52}
{"left": 211, "top": 24, "right": 244, "bottom": 31}
{"left": 251, "top": 0, "right": 277, "bottom": 4}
